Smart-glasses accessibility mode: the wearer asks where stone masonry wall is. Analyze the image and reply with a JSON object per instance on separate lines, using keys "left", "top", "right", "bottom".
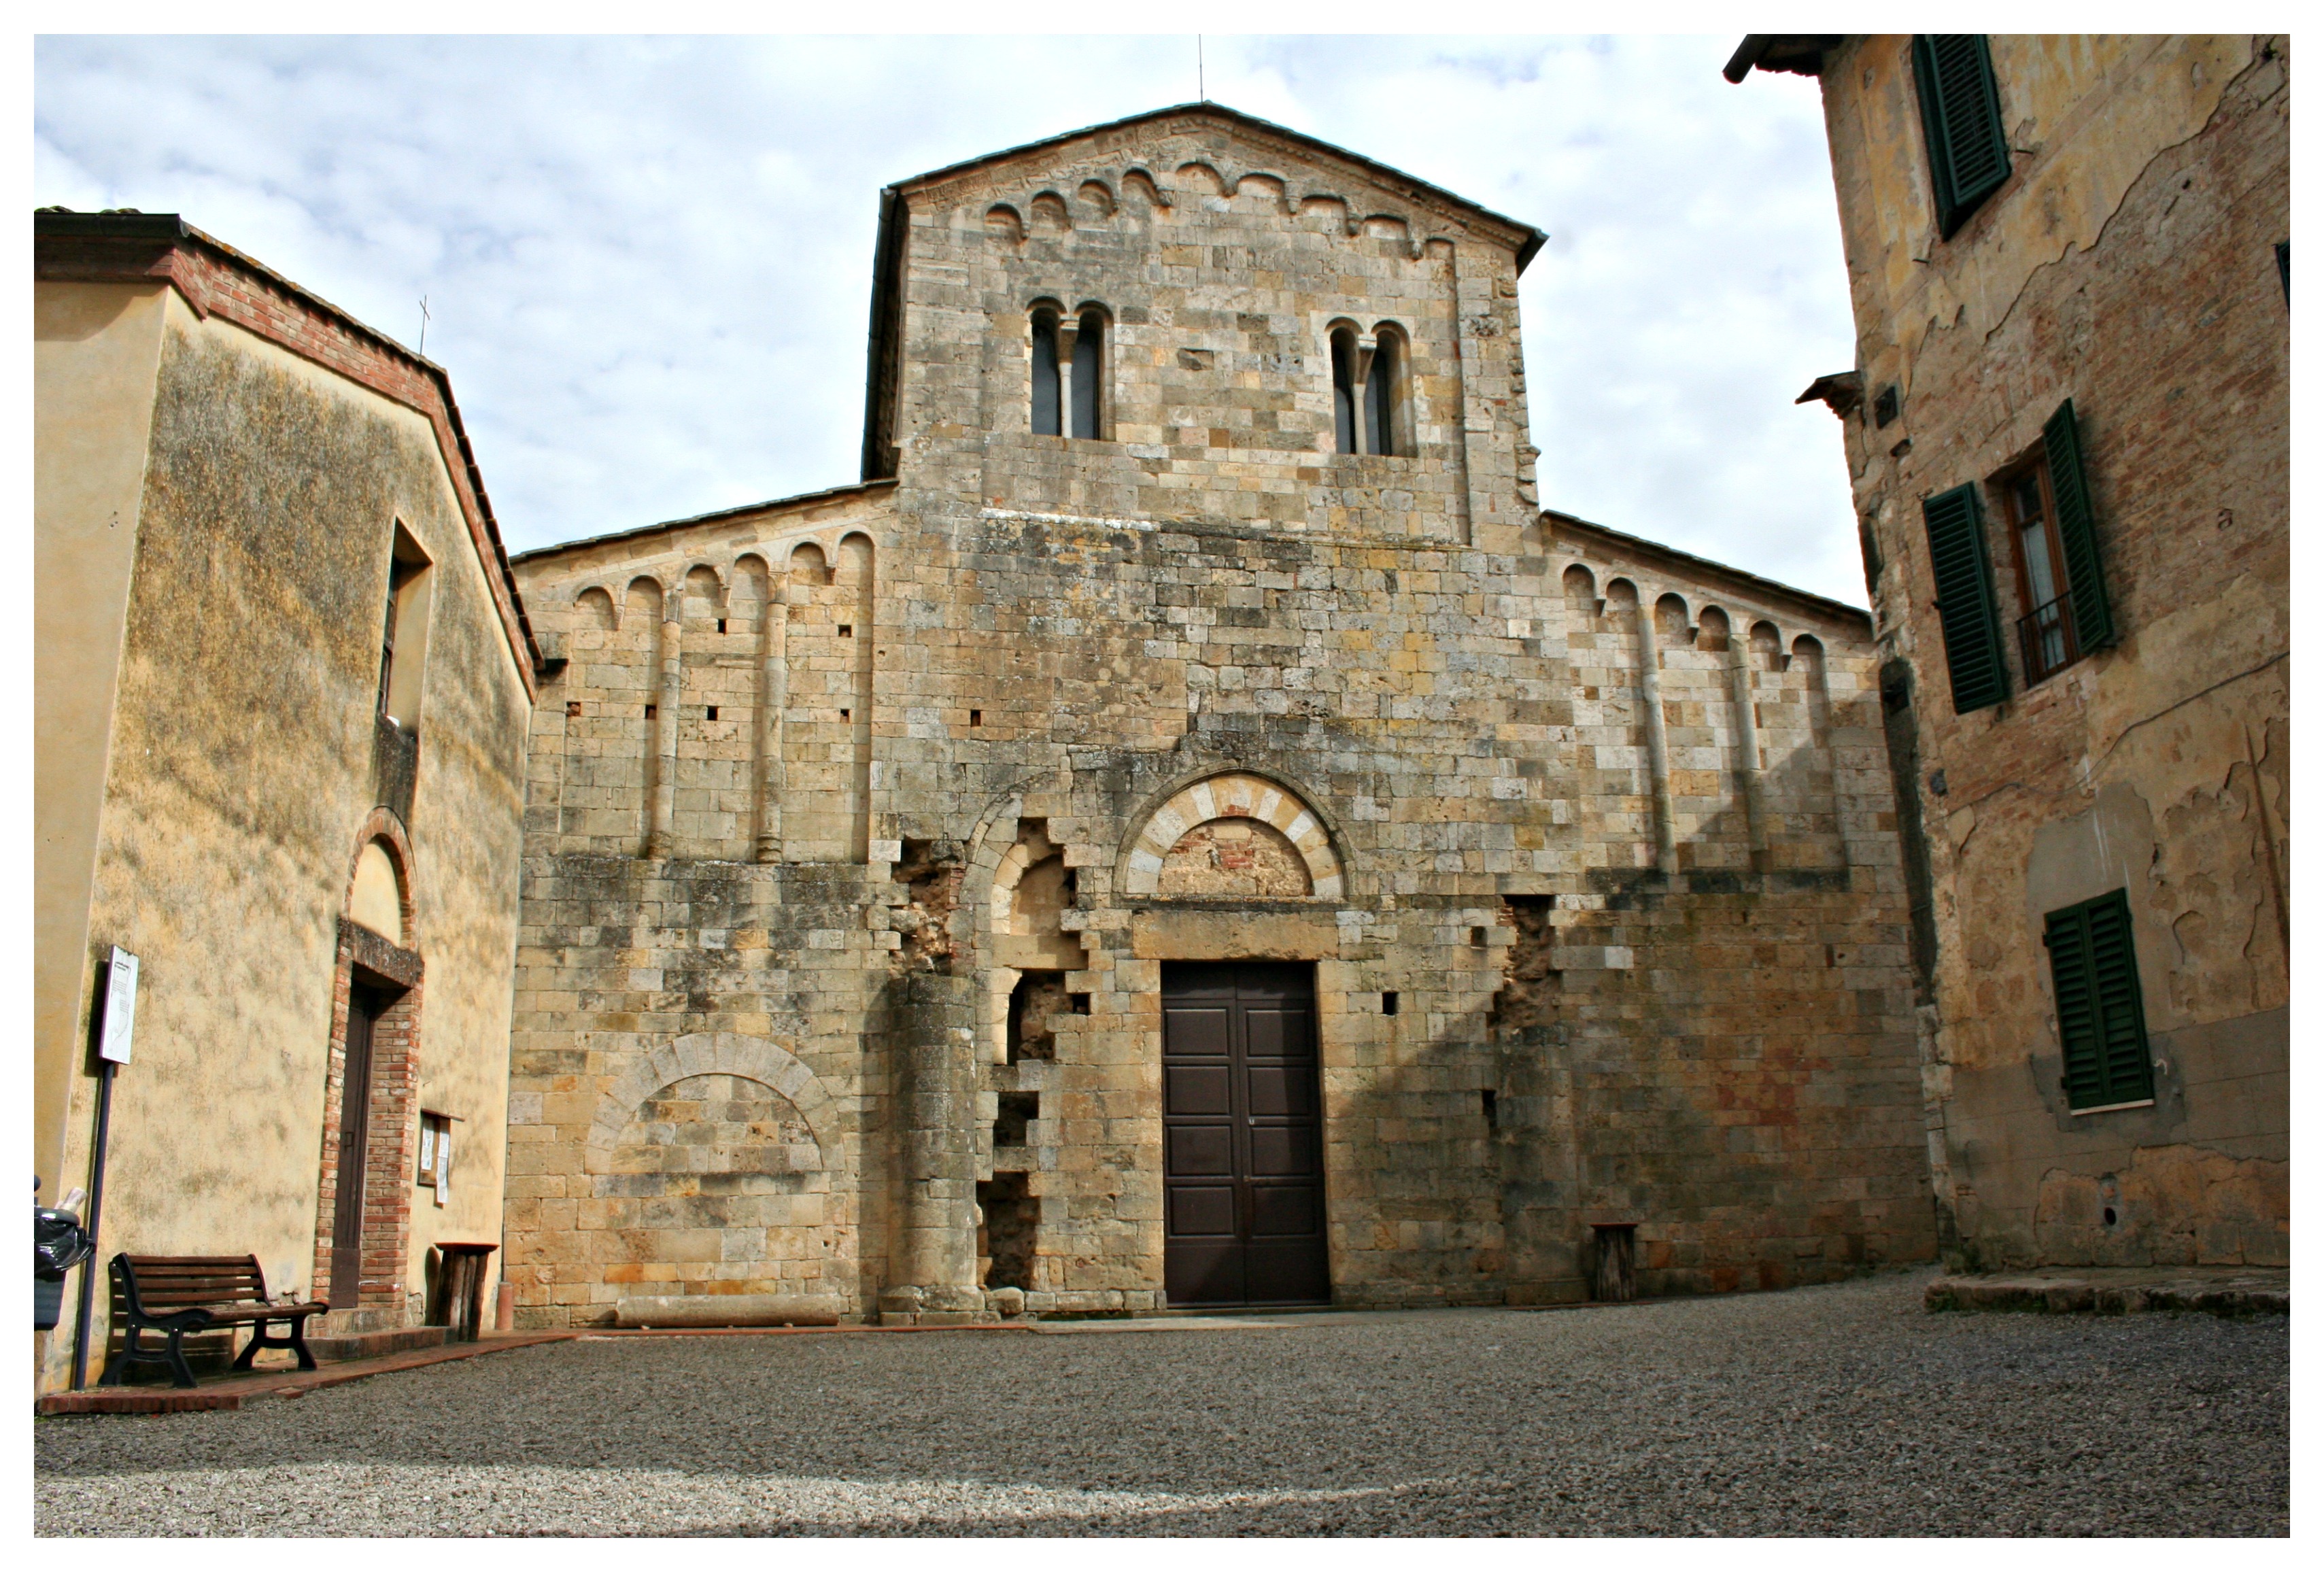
{"left": 502, "top": 107, "right": 1936, "bottom": 1324}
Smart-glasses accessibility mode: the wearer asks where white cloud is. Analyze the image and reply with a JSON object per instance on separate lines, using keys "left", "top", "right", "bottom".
{"left": 35, "top": 33, "right": 1866, "bottom": 602}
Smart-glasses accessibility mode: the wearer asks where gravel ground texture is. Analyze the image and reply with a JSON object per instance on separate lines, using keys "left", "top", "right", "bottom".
{"left": 35, "top": 1270, "right": 2289, "bottom": 1537}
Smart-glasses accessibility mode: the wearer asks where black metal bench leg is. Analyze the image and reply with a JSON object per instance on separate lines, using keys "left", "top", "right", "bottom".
{"left": 99, "top": 1325, "right": 135, "bottom": 1386}
{"left": 164, "top": 1328, "right": 197, "bottom": 1388}
{"left": 288, "top": 1316, "right": 318, "bottom": 1371}
{"left": 231, "top": 1320, "right": 264, "bottom": 1371}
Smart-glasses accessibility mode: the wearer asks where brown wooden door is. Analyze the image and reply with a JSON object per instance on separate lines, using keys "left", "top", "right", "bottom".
{"left": 1162, "top": 962, "right": 1329, "bottom": 1306}
{"left": 329, "top": 982, "right": 388, "bottom": 1309}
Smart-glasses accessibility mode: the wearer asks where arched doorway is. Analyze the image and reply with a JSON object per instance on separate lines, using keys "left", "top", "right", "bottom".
{"left": 1124, "top": 772, "right": 1343, "bottom": 1308}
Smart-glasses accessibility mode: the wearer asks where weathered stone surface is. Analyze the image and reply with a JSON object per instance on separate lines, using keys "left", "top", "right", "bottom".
{"left": 500, "top": 104, "right": 1935, "bottom": 1326}
{"left": 1800, "top": 36, "right": 2289, "bottom": 1271}
{"left": 613, "top": 1293, "right": 844, "bottom": 1327}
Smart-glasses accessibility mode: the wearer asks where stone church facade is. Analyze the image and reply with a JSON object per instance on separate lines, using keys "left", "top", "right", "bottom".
{"left": 502, "top": 105, "right": 1936, "bottom": 1327}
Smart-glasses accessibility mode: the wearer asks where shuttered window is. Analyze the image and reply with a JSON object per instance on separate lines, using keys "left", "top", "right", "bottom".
{"left": 1911, "top": 35, "right": 2012, "bottom": 237}
{"left": 2041, "top": 398, "right": 2116, "bottom": 653}
{"left": 1921, "top": 482, "right": 2009, "bottom": 713}
{"left": 2045, "top": 890, "right": 2155, "bottom": 1112}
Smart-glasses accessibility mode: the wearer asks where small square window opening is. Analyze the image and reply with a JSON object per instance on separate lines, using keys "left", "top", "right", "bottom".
{"left": 1382, "top": 991, "right": 1399, "bottom": 1016}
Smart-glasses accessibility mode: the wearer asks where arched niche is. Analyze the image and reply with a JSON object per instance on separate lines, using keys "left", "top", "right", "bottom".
{"left": 1654, "top": 592, "right": 1692, "bottom": 647}
{"left": 575, "top": 585, "right": 617, "bottom": 631}
{"left": 347, "top": 838, "right": 407, "bottom": 947}
{"left": 1696, "top": 605, "right": 1732, "bottom": 653}
{"left": 585, "top": 1032, "right": 835, "bottom": 1175}
{"left": 1123, "top": 772, "right": 1343, "bottom": 900}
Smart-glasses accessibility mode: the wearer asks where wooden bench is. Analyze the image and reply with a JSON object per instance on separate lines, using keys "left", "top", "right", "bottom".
{"left": 103, "top": 1254, "right": 328, "bottom": 1389}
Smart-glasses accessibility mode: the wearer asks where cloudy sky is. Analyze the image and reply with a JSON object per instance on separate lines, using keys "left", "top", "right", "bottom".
{"left": 35, "top": 34, "right": 1868, "bottom": 602}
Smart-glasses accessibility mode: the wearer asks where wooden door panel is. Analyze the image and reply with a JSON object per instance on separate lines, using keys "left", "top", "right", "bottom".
{"left": 1164, "top": 1005, "right": 1233, "bottom": 1054}
{"left": 1169, "top": 1186, "right": 1239, "bottom": 1236}
{"left": 1242, "top": 1008, "right": 1311, "bottom": 1057}
{"left": 1168, "top": 1125, "right": 1236, "bottom": 1176}
{"left": 1246, "top": 1125, "right": 1316, "bottom": 1176}
{"left": 1165, "top": 1064, "right": 1233, "bottom": 1115}
{"left": 1244, "top": 1064, "right": 1313, "bottom": 1117}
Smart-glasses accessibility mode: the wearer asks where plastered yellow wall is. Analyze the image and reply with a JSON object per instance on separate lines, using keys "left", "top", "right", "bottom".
{"left": 37, "top": 287, "right": 531, "bottom": 1390}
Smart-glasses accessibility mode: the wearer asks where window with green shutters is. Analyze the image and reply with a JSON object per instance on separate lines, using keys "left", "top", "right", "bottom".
{"left": 1921, "top": 482, "right": 2009, "bottom": 713}
{"left": 2044, "top": 890, "right": 2156, "bottom": 1112}
{"left": 1911, "top": 35, "right": 2013, "bottom": 238}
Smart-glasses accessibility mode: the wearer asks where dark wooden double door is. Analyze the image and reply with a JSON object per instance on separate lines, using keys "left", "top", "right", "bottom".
{"left": 1162, "top": 963, "right": 1330, "bottom": 1306}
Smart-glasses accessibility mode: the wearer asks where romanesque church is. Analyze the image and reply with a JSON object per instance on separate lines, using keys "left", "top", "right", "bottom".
{"left": 500, "top": 103, "right": 1931, "bottom": 1327}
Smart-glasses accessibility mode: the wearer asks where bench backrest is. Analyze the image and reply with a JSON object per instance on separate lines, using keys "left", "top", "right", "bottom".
{"left": 118, "top": 1254, "right": 270, "bottom": 1310}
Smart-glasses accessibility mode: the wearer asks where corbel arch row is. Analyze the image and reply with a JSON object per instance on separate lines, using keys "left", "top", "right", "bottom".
{"left": 969, "top": 160, "right": 1460, "bottom": 260}
{"left": 1118, "top": 768, "right": 1345, "bottom": 900}
{"left": 1554, "top": 560, "right": 1830, "bottom": 670}
{"left": 566, "top": 528, "right": 878, "bottom": 630}
{"left": 583, "top": 1032, "right": 837, "bottom": 1174}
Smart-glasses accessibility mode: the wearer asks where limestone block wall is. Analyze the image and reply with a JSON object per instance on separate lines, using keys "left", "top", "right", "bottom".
{"left": 1819, "top": 35, "right": 2289, "bottom": 1268}
{"left": 500, "top": 857, "right": 886, "bottom": 1326}
{"left": 877, "top": 110, "right": 1536, "bottom": 551}
{"left": 500, "top": 105, "right": 1935, "bottom": 1320}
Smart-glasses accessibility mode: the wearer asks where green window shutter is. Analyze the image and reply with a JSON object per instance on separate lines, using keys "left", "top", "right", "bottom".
{"left": 2045, "top": 890, "right": 2155, "bottom": 1110}
{"left": 2043, "top": 398, "right": 2116, "bottom": 652}
{"left": 2045, "top": 904, "right": 2107, "bottom": 1110}
{"left": 1911, "top": 35, "right": 2012, "bottom": 237}
{"left": 1921, "top": 482, "right": 2009, "bottom": 713}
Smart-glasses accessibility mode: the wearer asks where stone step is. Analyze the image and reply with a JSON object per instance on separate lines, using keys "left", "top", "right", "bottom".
{"left": 1926, "top": 1270, "right": 2289, "bottom": 1316}
{"left": 304, "top": 1326, "right": 455, "bottom": 1362}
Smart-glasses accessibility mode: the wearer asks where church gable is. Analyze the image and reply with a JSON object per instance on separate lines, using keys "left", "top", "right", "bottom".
{"left": 878, "top": 105, "right": 1542, "bottom": 542}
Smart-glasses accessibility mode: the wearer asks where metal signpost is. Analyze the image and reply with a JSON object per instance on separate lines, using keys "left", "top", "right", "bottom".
{"left": 69, "top": 946, "right": 138, "bottom": 1390}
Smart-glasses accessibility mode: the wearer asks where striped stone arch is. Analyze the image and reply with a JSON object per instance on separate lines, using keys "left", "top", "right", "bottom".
{"left": 1122, "top": 770, "right": 1344, "bottom": 900}
{"left": 585, "top": 1032, "right": 836, "bottom": 1174}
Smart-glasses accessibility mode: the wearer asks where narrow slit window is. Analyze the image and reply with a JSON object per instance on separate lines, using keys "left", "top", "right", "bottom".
{"left": 1366, "top": 332, "right": 1399, "bottom": 456}
{"left": 1331, "top": 328, "right": 1358, "bottom": 454}
{"left": 1030, "top": 307, "right": 1062, "bottom": 436}
{"left": 377, "top": 528, "right": 432, "bottom": 728}
{"left": 1072, "top": 309, "right": 1105, "bottom": 439}
{"left": 969, "top": 709, "right": 982, "bottom": 727}
{"left": 1381, "top": 990, "right": 1399, "bottom": 1016}
{"left": 706, "top": 706, "right": 719, "bottom": 721}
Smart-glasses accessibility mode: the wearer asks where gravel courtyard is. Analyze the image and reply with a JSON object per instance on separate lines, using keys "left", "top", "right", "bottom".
{"left": 35, "top": 1271, "right": 2288, "bottom": 1537}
